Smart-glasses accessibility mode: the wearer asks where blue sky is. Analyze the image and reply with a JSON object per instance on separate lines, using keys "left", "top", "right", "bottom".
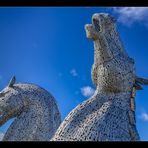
{"left": 0, "top": 7, "right": 148, "bottom": 141}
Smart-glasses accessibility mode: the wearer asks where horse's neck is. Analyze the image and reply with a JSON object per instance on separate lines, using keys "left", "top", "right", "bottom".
{"left": 95, "top": 90, "right": 139, "bottom": 138}
{"left": 3, "top": 100, "right": 53, "bottom": 141}
{"left": 93, "top": 90, "right": 131, "bottom": 108}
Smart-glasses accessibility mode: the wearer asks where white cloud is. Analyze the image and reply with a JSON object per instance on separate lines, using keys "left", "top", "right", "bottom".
{"left": 81, "top": 86, "right": 95, "bottom": 97}
{"left": 113, "top": 7, "right": 148, "bottom": 26}
{"left": 140, "top": 112, "right": 148, "bottom": 121}
{"left": 70, "top": 69, "right": 78, "bottom": 77}
{"left": 0, "top": 132, "right": 4, "bottom": 141}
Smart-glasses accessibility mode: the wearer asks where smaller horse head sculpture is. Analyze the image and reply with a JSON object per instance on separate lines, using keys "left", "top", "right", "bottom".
{"left": 0, "top": 76, "right": 61, "bottom": 141}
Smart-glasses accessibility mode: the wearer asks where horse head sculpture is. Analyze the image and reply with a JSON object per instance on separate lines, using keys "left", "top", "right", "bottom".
{"left": 0, "top": 76, "right": 61, "bottom": 141}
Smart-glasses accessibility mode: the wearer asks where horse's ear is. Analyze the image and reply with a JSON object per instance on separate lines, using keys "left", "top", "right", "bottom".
{"left": 135, "top": 76, "right": 148, "bottom": 85}
{"left": 8, "top": 76, "right": 16, "bottom": 87}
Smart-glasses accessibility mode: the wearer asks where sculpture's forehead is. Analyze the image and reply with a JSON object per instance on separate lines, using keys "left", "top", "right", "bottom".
{"left": 92, "top": 13, "right": 115, "bottom": 24}
{"left": 1, "top": 89, "right": 17, "bottom": 98}
{"left": 0, "top": 85, "right": 19, "bottom": 94}
{"left": 92, "top": 13, "right": 111, "bottom": 19}
{"left": 0, "top": 86, "right": 10, "bottom": 93}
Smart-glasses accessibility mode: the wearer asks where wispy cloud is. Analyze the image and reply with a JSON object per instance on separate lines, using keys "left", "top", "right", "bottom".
{"left": 81, "top": 86, "right": 95, "bottom": 97}
{"left": 139, "top": 112, "right": 148, "bottom": 121}
{"left": 0, "top": 132, "right": 4, "bottom": 141}
{"left": 70, "top": 69, "right": 78, "bottom": 77}
{"left": 113, "top": 7, "right": 148, "bottom": 26}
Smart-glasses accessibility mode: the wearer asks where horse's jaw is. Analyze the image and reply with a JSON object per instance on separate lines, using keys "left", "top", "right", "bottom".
{"left": 0, "top": 113, "right": 10, "bottom": 126}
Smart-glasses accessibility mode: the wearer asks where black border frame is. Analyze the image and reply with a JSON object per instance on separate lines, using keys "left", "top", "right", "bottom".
{"left": 0, "top": 0, "right": 148, "bottom": 6}
{"left": 0, "top": 0, "right": 148, "bottom": 146}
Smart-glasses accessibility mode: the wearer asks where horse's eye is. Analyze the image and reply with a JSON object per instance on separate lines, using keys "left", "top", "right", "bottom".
{"left": 93, "top": 19, "right": 100, "bottom": 32}
{"left": 0, "top": 92, "right": 5, "bottom": 97}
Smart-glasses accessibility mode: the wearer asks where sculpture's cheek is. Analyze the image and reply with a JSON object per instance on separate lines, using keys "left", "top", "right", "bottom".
{"left": 96, "top": 61, "right": 134, "bottom": 93}
{"left": 0, "top": 113, "right": 10, "bottom": 126}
